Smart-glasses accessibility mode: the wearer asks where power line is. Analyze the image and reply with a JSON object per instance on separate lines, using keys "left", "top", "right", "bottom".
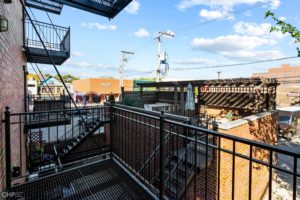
{"left": 126, "top": 56, "right": 300, "bottom": 78}
{"left": 171, "top": 56, "right": 299, "bottom": 71}
{"left": 126, "top": 70, "right": 156, "bottom": 77}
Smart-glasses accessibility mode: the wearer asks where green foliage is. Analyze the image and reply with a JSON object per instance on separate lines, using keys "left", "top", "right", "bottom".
{"left": 265, "top": 11, "right": 300, "bottom": 57}
{"left": 134, "top": 77, "right": 156, "bottom": 81}
{"left": 122, "top": 97, "right": 142, "bottom": 108}
{"left": 44, "top": 74, "right": 80, "bottom": 83}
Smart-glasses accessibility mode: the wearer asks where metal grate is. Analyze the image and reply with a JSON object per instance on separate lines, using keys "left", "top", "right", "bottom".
{"left": 8, "top": 159, "right": 155, "bottom": 200}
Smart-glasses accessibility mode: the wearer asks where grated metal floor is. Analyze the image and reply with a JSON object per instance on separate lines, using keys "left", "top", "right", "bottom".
{"left": 9, "top": 159, "right": 156, "bottom": 200}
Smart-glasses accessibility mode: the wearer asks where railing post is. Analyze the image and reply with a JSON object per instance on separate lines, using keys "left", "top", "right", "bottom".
{"left": 159, "top": 111, "right": 165, "bottom": 199}
{"left": 109, "top": 103, "right": 114, "bottom": 155}
{"left": 4, "top": 107, "right": 11, "bottom": 190}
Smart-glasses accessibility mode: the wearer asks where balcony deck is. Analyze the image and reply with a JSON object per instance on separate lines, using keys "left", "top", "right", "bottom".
{"left": 8, "top": 159, "right": 156, "bottom": 200}
{"left": 24, "top": 19, "right": 70, "bottom": 65}
{"left": 25, "top": 0, "right": 63, "bottom": 14}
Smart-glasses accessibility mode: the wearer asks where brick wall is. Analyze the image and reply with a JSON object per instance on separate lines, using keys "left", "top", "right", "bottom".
{"left": 185, "top": 112, "right": 278, "bottom": 200}
{"left": 216, "top": 111, "right": 278, "bottom": 200}
{"left": 0, "top": 0, "right": 26, "bottom": 190}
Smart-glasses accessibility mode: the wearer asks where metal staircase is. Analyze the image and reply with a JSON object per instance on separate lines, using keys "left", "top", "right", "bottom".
{"left": 138, "top": 128, "right": 213, "bottom": 199}
{"left": 56, "top": 116, "right": 109, "bottom": 159}
{"left": 159, "top": 143, "right": 195, "bottom": 199}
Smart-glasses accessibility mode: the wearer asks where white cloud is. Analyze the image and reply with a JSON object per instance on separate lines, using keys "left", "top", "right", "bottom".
{"left": 177, "top": 0, "right": 280, "bottom": 11}
{"left": 134, "top": 28, "right": 150, "bottom": 37}
{"left": 71, "top": 51, "right": 85, "bottom": 57}
{"left": 199, "top": 9, "right": 233, "bottom": 20}
{"left": 76, "top": 61, "right": 91, "bottom": 67}
{"left": 278, "top": 16, "right": 286, "bottom": 21}
{"left": 177, "top": 0, "right": 280, "bottom": 21}
{"left": 221, "top": 50, "right": 284, "bottom": 60}
{"left": 233, "top": 21, "right": 285, "bottom": 39}
{"left": 125, "top": 0, "right": 140, "bottom": 14}
{"left": 191, "top": 35, "right": 275, "bottom": 52}
{"left": 269, "top": 0, "right": 280, "bottom": 9}
{"left": 81, "top": 22, "right": 117, "bottom": 30}
{"left": 190, "top": 19, "right": 288, "bottom": 60}
{"left": 171, "top": 58, "right": 218, "bottom": 65}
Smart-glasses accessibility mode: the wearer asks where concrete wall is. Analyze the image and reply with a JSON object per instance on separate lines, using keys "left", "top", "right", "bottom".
{"left": 0, "top": 0, "right": 27, "bottom": 190}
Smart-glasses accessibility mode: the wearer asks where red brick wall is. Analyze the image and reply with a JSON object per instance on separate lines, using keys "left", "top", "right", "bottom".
{"left": 0, "top": 0, "right": 26, "bottom": 190}
{"left": 216, "top": 112, "right": 278, "bottom": 200}
{"left": 184, "top": 112, "right": 278, "bottom": 200}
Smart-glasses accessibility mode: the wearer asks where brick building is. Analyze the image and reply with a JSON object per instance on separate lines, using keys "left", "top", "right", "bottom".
{"left": 253, "top": 64, "right": 300, "bottom": 106}
{"left": 72, "top": 78, "right": 133, "bottom": 102}
{"left": 0, "top": 0, "right": 27, "bottom": 191}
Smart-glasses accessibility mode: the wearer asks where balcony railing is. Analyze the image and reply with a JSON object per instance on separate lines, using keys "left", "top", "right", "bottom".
{"left": 3, "top": 105, "right": 300, "bottom": 199}
{"left": 51, "top": 0, "right": 132, "bottom": 18}
{"left": 24, "top": 18, "right": 70, "bottom": 65}
{"left": 25, "top": 0, "right": 63, "bottom": 14}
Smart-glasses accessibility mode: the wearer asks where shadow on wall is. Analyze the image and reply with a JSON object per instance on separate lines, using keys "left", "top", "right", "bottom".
{"left": 247, "top": 113, "right": 278, "bottom": 169}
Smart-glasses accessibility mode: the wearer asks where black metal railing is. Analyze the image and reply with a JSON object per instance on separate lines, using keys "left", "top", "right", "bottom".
{"left": 3, "top": 105, "right": 300, "bottom": 199}
{"left": 109, "top": 106, "right": 300, "bottom": 200}
{"left": 151, "top": 104, "right": 197, "bottom": 117}
{"left": 26, "top": 94, "right": 71, "bottom": 112}
{"left": 24, "top": 18, "right": 70, "bottom": 54}
{"left": 3, "top": 106, "right": 110, "bottom": 184}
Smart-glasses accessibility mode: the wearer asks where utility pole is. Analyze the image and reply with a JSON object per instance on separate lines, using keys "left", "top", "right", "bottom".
{"left": 119, "top": 50, "right": 134, "bottom": 101}
{"left": 217, "top": 71, "right": 221, "bottom": 79}
{"left": 155, "top": 32, "right": 174, "bottom": 82}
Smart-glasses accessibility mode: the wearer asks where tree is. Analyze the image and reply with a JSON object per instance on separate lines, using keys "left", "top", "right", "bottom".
{"left": 43, "top": 74, "right": 79, "bottom": 83}
{"left": 57, "top": 74, "right": 80, "bottom": 83}
{"left": 265, "top": 11, "right": 300, "bottom": 57}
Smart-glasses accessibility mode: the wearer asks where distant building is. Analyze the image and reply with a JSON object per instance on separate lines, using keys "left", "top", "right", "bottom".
{"left": 40, "top": 77, "right": 64, "bottom": 97}
{"left": 72, "top": 78, "right": 133, "bottom": 103}
{"left": 65, "top": 83, "right": 73, "bottom": 94}
{"left": 27, "top": 77, "right": 38, "bottom": 95}
{"left": 253, "top": 64, "right": 300, "bottom": 107}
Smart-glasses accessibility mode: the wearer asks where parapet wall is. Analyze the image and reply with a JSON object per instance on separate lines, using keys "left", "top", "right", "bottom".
{"left": 216, "top": 111, "right": 278, "bottom": 200}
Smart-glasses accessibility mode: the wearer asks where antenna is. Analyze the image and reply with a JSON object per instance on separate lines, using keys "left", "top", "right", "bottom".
{"left": 119, "top": 50, "right": 134, "bottom": 99}
{"left": 155, "top": 31, "right": 174, "bottom": 82}
{"left": 217, "top": 71, "right": 221, "bottom": 79}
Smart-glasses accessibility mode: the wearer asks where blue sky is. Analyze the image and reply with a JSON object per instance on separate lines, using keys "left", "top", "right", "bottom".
{"left": 31, "top": 0, "right": 300, "bottom": 80}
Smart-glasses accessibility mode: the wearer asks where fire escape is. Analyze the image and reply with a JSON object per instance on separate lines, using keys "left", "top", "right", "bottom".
{"left": 22, "top": 0, "right": 133, "bottom": 155}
